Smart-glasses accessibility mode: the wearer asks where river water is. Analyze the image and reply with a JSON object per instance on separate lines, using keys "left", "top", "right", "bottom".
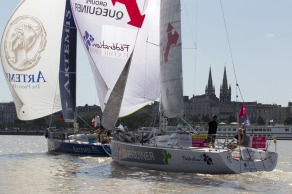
{"left": 0, "top": 135, "right": 291, "bottom": 194}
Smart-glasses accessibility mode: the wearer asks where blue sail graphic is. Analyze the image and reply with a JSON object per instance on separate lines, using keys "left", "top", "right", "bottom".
{"left": 59, "top": 0, "right": 77, "bottom": 122}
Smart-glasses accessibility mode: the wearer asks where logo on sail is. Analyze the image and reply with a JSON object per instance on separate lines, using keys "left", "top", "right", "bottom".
{"left": 3, "top": 16, "right": 47, "bottom": 71}
{"left": 164, "top": 23, "right": 179, "bottom": 63}
{"left": 112, "top": 0, "right": 146, "bottom": 28}
{"left": 74, "top": 0, "right": 145, "bottom": 28}
{"left": 83, "top": 31, "right": 130, "bottom": 58}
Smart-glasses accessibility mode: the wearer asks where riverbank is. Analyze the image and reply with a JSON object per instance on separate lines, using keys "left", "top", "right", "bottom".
{"left": 0, "top": 131, "right": 44, "bottom": 136}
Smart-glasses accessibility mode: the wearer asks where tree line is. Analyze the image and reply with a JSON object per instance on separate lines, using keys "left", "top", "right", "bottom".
{"left": 3, "top": 112, "right": 292, "bottom": 130}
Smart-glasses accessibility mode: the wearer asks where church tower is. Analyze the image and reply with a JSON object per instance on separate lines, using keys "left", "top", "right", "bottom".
{"left": 220, "top": 66, "right": 231, "bottom": 104}
{"left": 205, "top": 67, "right": 215, "bottom": 96}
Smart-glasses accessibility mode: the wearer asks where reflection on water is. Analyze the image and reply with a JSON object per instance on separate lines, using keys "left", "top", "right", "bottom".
{"left": 0, "top": 136, "right": 291, "bottom": 193}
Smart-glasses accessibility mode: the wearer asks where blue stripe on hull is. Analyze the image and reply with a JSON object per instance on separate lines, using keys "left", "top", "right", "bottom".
{"left": 47, "top": 139, "right": 111, "bottom": 157}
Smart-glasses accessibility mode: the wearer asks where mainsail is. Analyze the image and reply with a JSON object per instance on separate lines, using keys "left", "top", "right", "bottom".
{"left": 0, "top": 0, "right": 68, "bottom": 120}
{"left": 160, "top": 0, "right": 184, "bottom": 118}
{"left": 71, "top": 0, "right": 161, "bottom": 128}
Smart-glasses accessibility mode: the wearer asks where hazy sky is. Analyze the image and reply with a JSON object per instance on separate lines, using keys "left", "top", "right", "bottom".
{"left": 1, "top": 0, "right": 292, "bottom": 107}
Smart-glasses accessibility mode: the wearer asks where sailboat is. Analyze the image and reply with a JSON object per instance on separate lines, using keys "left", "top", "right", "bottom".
{"left": 108, "top": 0, "right": 278, "bottom": 174}
{"left": 0, "top": 0, "right": 111, "bottom": 157}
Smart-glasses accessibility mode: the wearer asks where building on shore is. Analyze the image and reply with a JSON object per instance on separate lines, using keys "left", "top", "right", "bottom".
{"left": 0, "top": 103, "right": 101, "bottom": 129}
{"left": 184, "top": 67, "right": 291, "bottom": 124}
{"left": 0, "top": 102, "right": 16, "bottom": 126}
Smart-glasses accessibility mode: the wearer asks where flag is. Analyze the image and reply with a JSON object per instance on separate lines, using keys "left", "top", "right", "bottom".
{"left": 91, "top": 118, "right": 95, "bottom": 126}
{"left": 238, "top": 103, "right": 247, "bottom": 119}
{"left": 242, "top": 115, "right": 251, "bottom": 128}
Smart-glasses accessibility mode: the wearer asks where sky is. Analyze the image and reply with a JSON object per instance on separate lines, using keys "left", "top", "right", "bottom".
{"left": 1, "top": 0, "right": 292, "bottom": 107}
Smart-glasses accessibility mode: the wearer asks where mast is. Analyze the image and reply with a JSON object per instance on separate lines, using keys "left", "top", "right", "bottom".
{"left": 159, "top": 0, "right": 184, "bottom": 132}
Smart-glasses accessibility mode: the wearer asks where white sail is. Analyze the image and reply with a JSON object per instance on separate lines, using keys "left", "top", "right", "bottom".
{"left": 160, "top": 0, "right": 184, "bottom": 118}
{"left": 70, "top": 0, "right": 160, "bottom": 120}
{"left": 0, "top": 0, "right": 68, "bottom": 120}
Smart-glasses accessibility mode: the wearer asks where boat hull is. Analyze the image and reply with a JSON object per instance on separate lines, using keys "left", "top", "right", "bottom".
{"left": 47, "top": 138, "right": 111, "bottom": 157}
{"left": 111, "top": 140, "right": 278, "bottom": 174}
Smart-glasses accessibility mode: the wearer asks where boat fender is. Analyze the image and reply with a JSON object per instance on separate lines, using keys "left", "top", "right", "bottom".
{"left": 273, "top": 136, "right": 277, "bottom": 144}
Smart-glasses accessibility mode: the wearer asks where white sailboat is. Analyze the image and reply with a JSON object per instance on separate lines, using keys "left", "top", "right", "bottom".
{"left": 109, "top": 0, "right": 278, "bottom": 174}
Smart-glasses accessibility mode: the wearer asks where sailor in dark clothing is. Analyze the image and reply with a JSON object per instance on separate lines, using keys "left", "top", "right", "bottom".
{"left": 204, "top": 115, "right": 218, "bottom": 148}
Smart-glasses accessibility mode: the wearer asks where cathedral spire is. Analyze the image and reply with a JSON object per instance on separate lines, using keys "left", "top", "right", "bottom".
{"left": 205, "top": 66, "right": 215, "bottom": 96}
{"left": 222, "top": 66, "right": 228, "bottom": 88}
{"left": 220, "top": 66, "right": 231, "bottom": 104}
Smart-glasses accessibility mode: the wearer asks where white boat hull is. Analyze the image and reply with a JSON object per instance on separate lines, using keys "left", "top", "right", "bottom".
{"left": 111, "top": 140, "right": 278, "bottom": 174}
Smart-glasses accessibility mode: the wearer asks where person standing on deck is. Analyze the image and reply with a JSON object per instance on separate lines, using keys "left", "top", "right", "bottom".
{"left": 204, "top": 115, "right": 218, "bottom": 148}
{"left": 94, "top": 113, "right": 100, "bottom": 129}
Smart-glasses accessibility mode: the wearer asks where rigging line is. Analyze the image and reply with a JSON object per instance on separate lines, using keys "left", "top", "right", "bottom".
{"left": 139, "top": 102, "right": 160, "bottom": 128}
{"left": 132, "top": 0, "right": 148, "bottom": 51}
{"left": 182, "top": 0, "right": 197, "bottom": 49}
{"left": 76, "top": 114, "right": 94, "bottom": 129}
{"left": 146, "top": 41, "right": 159, "bottom": 47}
{"left": 135, "top": 0, "right": 149, "bottom": 107}
{"left": 219, "top": 0, "right": 244, "bottom": 103}
{"left": 50, "top": 76, "right": 60, "bottom": 128}
{"left": 119, "top": 2, "right": 159, "bottom": 111}
{"left": 182, "top": 47, "right": 197, "bottom": 50}
{"left": 182, "top": 0, "right": 198, "bottom": 96}
{"left": 194, "top": 0, "right": 198, "bottom": 96}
